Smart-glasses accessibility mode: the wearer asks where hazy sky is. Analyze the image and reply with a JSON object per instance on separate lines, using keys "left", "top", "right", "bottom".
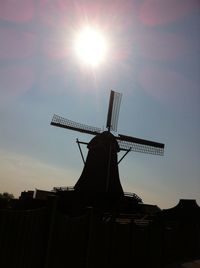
{"left": 0, "top": 0, "right": 199, "bottom": 208}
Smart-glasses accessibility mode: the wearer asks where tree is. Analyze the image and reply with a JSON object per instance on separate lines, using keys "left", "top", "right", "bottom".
{"left": 0, "top": 192, "right": 14, "bottom": 199}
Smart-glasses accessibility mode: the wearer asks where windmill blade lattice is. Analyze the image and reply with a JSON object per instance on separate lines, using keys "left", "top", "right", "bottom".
{"left": 106, "top": 90, "right": 122, "bottom": 132}
{"left": 51, "top": 114, "right": 101, "bottom": 135}
{"left": 117, "top": 134, "right": 164, "bottom": 156}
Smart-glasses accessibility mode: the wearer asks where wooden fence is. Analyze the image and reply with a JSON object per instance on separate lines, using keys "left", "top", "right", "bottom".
{"left": 0, "top": 200, "right": 200, "bottom": 268}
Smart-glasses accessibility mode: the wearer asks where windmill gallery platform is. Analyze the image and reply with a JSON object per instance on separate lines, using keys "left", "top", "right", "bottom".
{"left": 0, "top": 91, "right": 199, "bottom": 268}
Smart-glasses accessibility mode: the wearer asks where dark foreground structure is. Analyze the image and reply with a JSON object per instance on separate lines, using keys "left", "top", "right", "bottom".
{"left": 1, "top": 91, "right": 199, "bottom": 267}
{"left": 0, "top": 194, "right": 200, "bottom": 268}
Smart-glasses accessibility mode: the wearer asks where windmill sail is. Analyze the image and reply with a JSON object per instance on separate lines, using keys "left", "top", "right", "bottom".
{"left": 117, "top": 134, "right": 164, "bottom": 155}
{"left": 106, "top": 90, "right": 122, "bottom": 132}
{"left": 51, "top": 114, "right": 101, "bottom": 135}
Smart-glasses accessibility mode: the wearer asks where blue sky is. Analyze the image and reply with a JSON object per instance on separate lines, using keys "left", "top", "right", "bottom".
{"left": 0, "top": 0, "right": 199, "bottom": 208}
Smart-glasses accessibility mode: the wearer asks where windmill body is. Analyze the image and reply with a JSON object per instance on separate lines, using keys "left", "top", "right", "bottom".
{"left": 51, "top": 90, "right": 165, "bottom": 202}
{"left": 74, "top": 131, "right": 123, "bottom": 197}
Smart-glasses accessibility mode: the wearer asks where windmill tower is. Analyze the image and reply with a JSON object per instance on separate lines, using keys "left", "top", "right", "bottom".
{"left": 51, "top": 90, "right": 164, "bottom": 199}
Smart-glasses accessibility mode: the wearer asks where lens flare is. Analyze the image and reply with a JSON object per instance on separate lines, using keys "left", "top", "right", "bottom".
{"left": 74, "top": 26, "right": 107, "bottom": 67}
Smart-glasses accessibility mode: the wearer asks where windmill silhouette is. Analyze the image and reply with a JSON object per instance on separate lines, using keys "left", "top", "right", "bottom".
{"left": 51, "top": 90, "right": 164, "bottom": 199}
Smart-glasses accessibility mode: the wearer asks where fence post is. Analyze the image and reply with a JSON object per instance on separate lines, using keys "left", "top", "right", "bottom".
{"left": 85, "top": 207, "right": 94, "bottom": 268}
{"left": 44, "top": 195, "right": 58, "bottom": 268}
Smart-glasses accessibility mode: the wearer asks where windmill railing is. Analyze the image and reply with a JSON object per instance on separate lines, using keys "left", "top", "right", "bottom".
{"left": 124, "top": 192, "right": 143, "bottom": 203}
{"left": 53, "top": 186, "right": 75, "bottom": 192}
{"left": 53, "top": 187, "right": 142, "bottom": 202}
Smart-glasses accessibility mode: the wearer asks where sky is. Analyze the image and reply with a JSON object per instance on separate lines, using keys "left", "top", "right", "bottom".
{"left": 0, "top": 0, "right": 199, "bottom": 209}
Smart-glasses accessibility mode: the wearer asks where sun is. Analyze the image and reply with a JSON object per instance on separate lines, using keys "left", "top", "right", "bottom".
{"left": 74, "top": 26, "right": 108, "bottom": 67}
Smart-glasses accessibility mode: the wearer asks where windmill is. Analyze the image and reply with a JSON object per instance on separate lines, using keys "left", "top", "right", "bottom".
{"left": 51, "top": 90, "right": 164, "bottom": 199}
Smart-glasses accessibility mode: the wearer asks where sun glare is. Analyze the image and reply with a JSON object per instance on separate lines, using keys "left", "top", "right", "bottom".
{"left": 74, "top": 26, "right": 107, "bottom": 67}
